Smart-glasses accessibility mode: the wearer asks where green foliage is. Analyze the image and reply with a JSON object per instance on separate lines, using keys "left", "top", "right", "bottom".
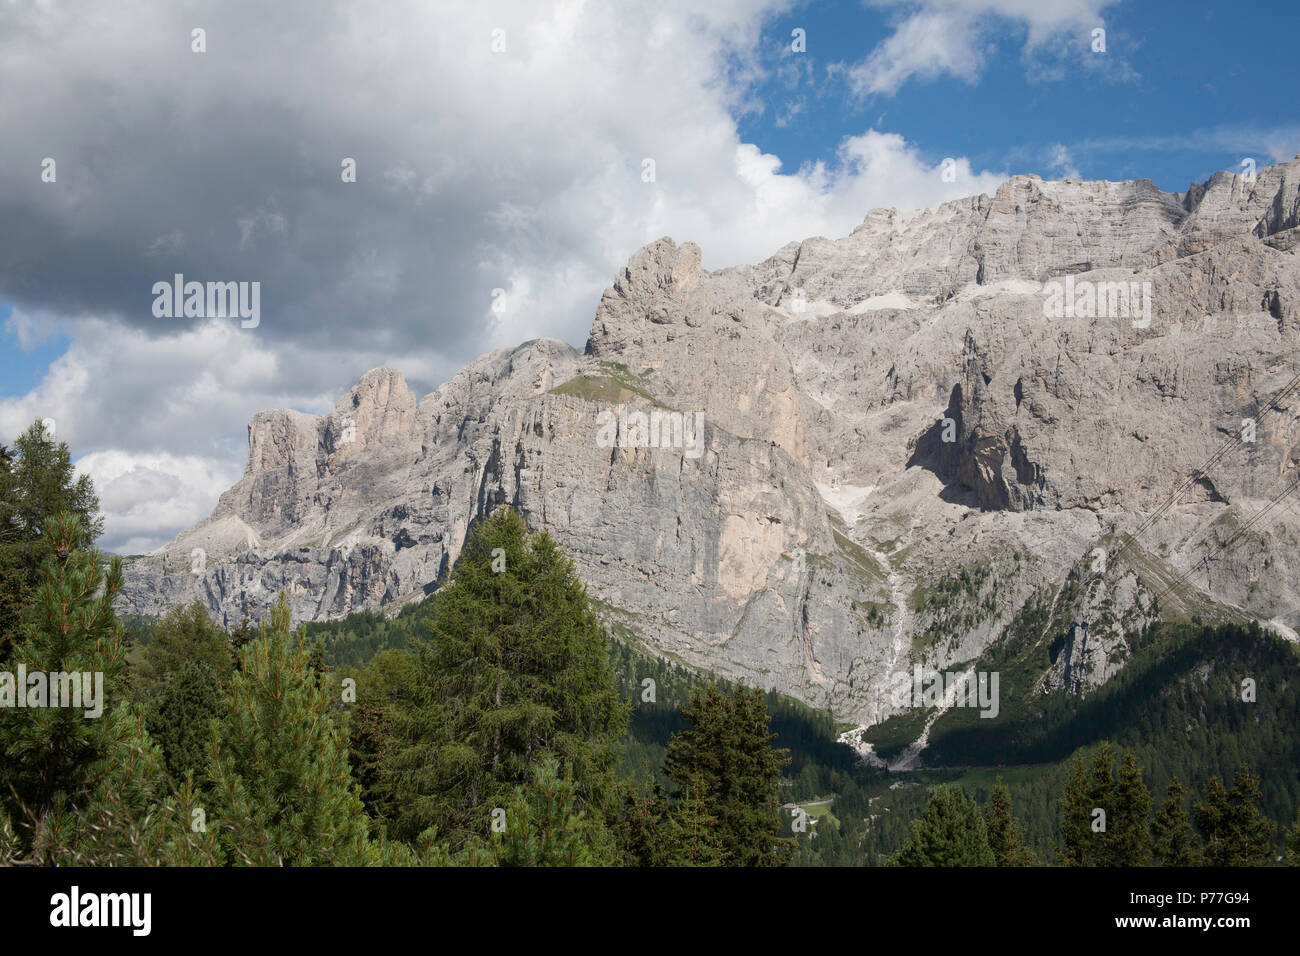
{"left": 889, "top": 785, "right": 996, "bottom": 866}
{"left": 485, "top": 758, "right": 596, "bottom": 866}
{"left": 1111, "top": 750, "right": 1153, "bottom": 866}
{"left": 0, "top": 513, "right": 125, "bottom": 853}
{"left": 661, "top": 685, "right": 795, "bottom": 866}
{"left": 1285, "top": 811, "right": 1300, "bottom": 866}
{"left": 207, "top": 593, "right": 379, "bottom": 865}
{"left": 1058, "top": 743, "right": 1151, "bottom": 866}
{"left": 0, "top": 421, "right": 102, "bottom": 661}
{"left": 383, "top": 507, "right": 628, "bottom": 854}
{"left": 1194, "top": 764, "right": 1274, "bottom": 866}
{"left": 0, "top": 512, "right": 221, "bottom": 865}
{"left": 301, "top": 601, "right": 432, "bottom": 669}
{"left": 131, "top": 601, "right": 235, "bottom": 701}
{"left": 984, "top": 777, "right": 1036, "bottom": 865}
{"left": 145, "top": 659, "right": 225, "bottom": 784}
{"left": 1151, "top": 777, "right": 1200, "bottom": 866}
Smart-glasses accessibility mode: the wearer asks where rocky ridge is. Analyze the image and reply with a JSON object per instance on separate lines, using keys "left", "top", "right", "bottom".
{"left": 120, "top": 157, "right": 1300, "bottom": 727}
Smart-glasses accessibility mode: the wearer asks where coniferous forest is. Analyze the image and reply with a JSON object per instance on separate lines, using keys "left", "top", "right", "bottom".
{"left": 2, "top": 420, "right": 1298, "bottom": 869}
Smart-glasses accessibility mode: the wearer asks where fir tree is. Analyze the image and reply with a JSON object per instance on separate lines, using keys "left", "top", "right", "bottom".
{"left": 661, "top": 685, "right": 795, "bottom": 866}
{"left": 131, "top": 601, "right": 235, "bottom": 701}
{"left": 1108, "top": 750, "right": 1152, "bottom": 866}
{"left": 145, "top": 659, "right": 225, "bottom": 784}
{"left": 890, "top": 785, "right": 996, "bottom": 867}
{"left": 983, "top": 777, "right": 1036, "bottom": 866}
{"left": 1151, "top": 777, "right": 1200, "bottom": 866}
{"left": 384, "top": 507, "right": 628, "bottom": 853}
{"left": 1195, "top": 764, "right": 1274, "bottom": 867}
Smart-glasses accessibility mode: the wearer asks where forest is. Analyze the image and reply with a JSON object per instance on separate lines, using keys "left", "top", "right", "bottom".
{"left": 2, "top": 419, "right": 1298, "bottom": 867}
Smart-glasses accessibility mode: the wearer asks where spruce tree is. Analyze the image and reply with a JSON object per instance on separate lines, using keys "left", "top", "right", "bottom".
{"left": 131, "top": 601, "right": 235, "bottom": 701}
{"left": 1086, "top": 742, "right": 1117, "bottom": 865}
{"left": 145, "top": 659, "right": 225, "bottom": 783}
{"left": 207, "top": 593, "right": 379, "bottom": 865}
{"left": 1151, "top": 778, "right": 1200, "bottom": 866}
{"left": 984, "top": 777, "right": 1035, "bottom": 866}
{"left": 1193, "top": 776, "right": 1233, "bottom": 866}
{"left": 661, "top": 775, "right": 725, "bottom": 866}
{"left": 661, "top": 685, "right": 795, "bottom": 866}
{"left": 384, "top": 507, "right": 628, "bottom": 853}
{"left": 1194, "top": 764, "right": 1274, "bottom": 867}
{"left": 1058, "top": 752, "right": 1092, "bottom": 866}
{"left": 1108, "top": 750, "right": 1152, "bottom": 866}
{"left": 890, "top": 785, "right": 996, "bottom": 867}
{"left": 1284, "top": 812, "right": 1300, "bottom": 866}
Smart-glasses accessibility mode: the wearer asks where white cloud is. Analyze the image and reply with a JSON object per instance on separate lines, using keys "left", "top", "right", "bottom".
{"left": 76, "top": 450, "right": 245, "bottom": 555}
{"left": 849, "top": 0, "right": 1117, "bottom": 96}
{"left": 1048, "top": 143, "right": 1082, "bottom": 179}
{"left": 0, "top": 0, "right": 1017, "bottom": 553}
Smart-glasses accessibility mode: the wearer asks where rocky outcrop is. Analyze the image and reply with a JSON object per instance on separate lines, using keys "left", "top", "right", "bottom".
{"left": 120, "top": 157, "right": 1300, "bottom": 724}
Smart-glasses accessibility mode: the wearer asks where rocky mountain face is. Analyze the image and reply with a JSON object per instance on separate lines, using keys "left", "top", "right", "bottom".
{"left": 120, "top": 158, "right": 1300, "bottom": 728}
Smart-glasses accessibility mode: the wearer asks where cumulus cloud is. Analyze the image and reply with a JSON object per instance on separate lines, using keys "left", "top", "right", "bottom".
{"left": 0, "top": 0, "right": 1019, "bottom": 552}
{"left": 848, "top": 0, "right": 1118, "bottom": 96}
{"left": 75, "top": 450, "right": 245, "bottom": 555}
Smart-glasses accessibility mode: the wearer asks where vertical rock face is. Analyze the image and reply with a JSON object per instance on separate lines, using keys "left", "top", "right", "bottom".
{"left": 121, "top": 157, "right": 1300, "bottom": 724}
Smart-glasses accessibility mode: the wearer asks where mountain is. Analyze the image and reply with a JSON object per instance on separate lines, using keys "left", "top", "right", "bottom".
{"left": 119, "top": 157, "right": 1300, "bottom": 728}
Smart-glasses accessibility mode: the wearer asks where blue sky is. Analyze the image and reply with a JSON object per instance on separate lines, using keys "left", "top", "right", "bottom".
{"left": 0, "top": 0, "right": 1295, "bottom": 552}
{"left": 738, "top": 0, "right": 1297, "bottom": 193}
{"left": 0, "top": 306, "right": 69, "bottom": 399}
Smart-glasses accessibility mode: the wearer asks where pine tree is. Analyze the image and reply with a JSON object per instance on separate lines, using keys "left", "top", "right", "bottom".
{"left": 486, "top": 758, "right": 595, "bottom": 866}
{"left": 384, "top": 507, "right": 628, "bottom": 853}
{"left": 207, "top": 593, "right": 379, "bottom": 865}
{"left": 890, "top": 785, "right": 996, "bottom": 866}
{"left": 0, "top": 421, "right": 102, "bottom": 662}
{"left": 1108, "top": 750, "right": 1152, "bottom": 866}
{"left": 1151, "top": 778, "right": 1200, "bottom": 866}
{"left": 0, "top": 512, "right": 126, "bottom": 857}
{"left": 0, "top": 513, "right": 218, "bottom": 865}
{"left": 661, "top": 685, "right": 795, "bottom": 866}
{"left": 34, "top": 708, "right": 224, "bottom": 866}
{"left": 984, "top": 777, "right": 1036, "bottom": 866}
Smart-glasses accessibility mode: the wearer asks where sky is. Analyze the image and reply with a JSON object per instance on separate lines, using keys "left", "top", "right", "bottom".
{"left": 1, "top": 0, "right": 1296, "bottom": 555}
